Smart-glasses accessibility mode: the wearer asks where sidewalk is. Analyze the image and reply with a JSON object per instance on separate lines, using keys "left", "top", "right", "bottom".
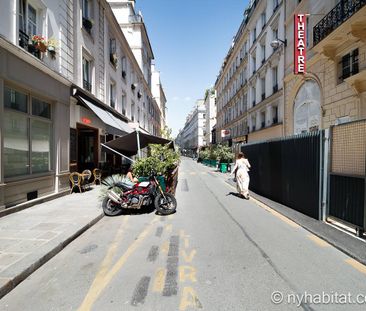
{"left": 0, "top": 187, "right": 104, "bottom": 299}
{"left": 198, "top": 161, "right": 366, "bottom": 266}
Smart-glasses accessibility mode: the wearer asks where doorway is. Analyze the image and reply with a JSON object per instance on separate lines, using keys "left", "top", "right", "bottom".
{"left": 77, "top": 123, "right": 98, "bottom": 172}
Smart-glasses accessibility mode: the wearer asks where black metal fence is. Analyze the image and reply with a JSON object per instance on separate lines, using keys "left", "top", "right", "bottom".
{"left": 242, "top": 132, "right": 322, "bottom": 219}
{"left": 329, "top": 174, "right": 364, "bottom": 228}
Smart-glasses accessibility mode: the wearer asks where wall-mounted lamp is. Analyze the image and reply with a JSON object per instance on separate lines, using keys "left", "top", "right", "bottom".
{"left": 270, "top": 38, "right": 287, "bottom": 49}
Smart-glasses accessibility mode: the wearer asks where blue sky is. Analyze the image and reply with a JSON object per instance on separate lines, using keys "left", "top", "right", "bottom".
{"left": 136, "top": 0, "right": 249, "bottom": 137}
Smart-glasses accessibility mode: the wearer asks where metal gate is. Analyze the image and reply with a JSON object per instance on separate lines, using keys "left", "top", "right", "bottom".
{"left": 242, "top": 131, "right": 323, "bottom": 220}
{"left": 328, "top": 120, "right": 366, "bottom": 235}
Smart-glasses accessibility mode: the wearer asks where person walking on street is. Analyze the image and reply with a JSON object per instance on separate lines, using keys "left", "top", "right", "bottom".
{"left": 231, "top": 152, "right": 251, "bottom": 199}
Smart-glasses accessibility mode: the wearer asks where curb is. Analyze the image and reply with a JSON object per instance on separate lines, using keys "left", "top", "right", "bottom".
{"left": 0, "top": 190, "right": 70, "bottom": 219}
{"left": 224, "top": 179, "right": 366, "bottom": 266}
{"left": 0, "top": 212, "right": 104, "bottom": 299}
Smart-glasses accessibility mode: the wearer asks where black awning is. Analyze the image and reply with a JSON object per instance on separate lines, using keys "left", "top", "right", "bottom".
{"left": 103, "top": 131, "right": 173, "bottom": 155}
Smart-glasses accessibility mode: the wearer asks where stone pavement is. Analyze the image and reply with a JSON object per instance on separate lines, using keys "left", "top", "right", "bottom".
{"left": 0, "top": 186, "right": 104, "bottom": 299}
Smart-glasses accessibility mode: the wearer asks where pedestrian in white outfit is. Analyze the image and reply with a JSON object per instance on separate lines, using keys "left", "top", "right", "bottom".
{"left": 230, "top": 152, "right": 251, "bottom": 199}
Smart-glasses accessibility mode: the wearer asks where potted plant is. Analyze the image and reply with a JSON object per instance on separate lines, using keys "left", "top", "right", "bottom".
{"left": 215, "top": 144, "right": 234, "bottom": 173}
{"left": 47, "top": 38, "right": 58, "bottom": 59}
{"left": 110, "top": 53, "right": 118, "bottom": 67}
{"left": 83, "top": 17, "right": 94, "bottom": 33}
{"left": 31, "top": 35, "right": 48, "bottom": 53}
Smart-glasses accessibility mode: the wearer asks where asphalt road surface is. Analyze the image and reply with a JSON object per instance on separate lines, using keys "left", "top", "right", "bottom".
{"left": 1, "top": 158, "right": 366, "bottom": 311}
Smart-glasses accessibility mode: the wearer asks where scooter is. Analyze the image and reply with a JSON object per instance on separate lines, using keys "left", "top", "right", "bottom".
{"left": 102, "top": 173, "right": 177, "bottom": 216}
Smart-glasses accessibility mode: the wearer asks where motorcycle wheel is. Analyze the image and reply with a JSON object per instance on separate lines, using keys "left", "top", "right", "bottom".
{"left": 102, "top": 197, "right": 122, "bottom": 216}
{"left": 154, "top": 193, "right": 177, "bottom": 215}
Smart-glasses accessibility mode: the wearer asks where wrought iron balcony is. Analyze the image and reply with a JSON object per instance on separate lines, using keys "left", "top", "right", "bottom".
{"left": 129, "top": 14, "right": 143, "bottom": 23}
{"left": 261, "top": 93, "right": 265, "bottom": 101}
{"left": 252, "top": 100, "right": 256, "bottom": 107}
{"left": 273, "top": 84, "right": 278, "bottom": 93}
{"left": 313, "top": 0, "right": 366, "bottom": 46}
{"left": 19, "top": 29, "right": 29, "bottom": 49}
{"left": 83, "top": 79, "right": 92, "bottom": 92}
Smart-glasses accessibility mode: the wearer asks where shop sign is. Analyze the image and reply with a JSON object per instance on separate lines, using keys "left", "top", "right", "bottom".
{"left": 82, "top": 117, "right": 92, "bottom": 125}
{"left": 294, "top": 14, "right": 306, "bottom": 74}
{"left": 221, "top": 129, "right": 230, "bottom": 138}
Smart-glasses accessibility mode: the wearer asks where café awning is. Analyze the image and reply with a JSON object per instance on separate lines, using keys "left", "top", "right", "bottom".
{"left": 76, "top": 95, "right": 133, "bottom": 136}
{"left": 103, "top": 130, "right": 173, "bottom": 156}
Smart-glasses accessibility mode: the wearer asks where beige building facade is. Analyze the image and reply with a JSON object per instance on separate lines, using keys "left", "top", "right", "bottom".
{"left": 284, "top": 0, "right": 366, "bottom": 135}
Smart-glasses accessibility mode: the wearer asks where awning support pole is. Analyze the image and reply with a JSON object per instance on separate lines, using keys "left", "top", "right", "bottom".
{"left": 101, "top": 143, "right": 135, "bottom": 163}
{"left": 136, "top": 129, "right": 142, "bottom": 158}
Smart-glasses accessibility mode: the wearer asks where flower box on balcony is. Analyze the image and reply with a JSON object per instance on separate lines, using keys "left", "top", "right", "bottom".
{"left": 83, "top": 17, "right": 93, "bottom": 33}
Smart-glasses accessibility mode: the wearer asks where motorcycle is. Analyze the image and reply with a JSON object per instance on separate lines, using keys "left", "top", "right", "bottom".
{"left": 102, "top": 173, "right": 177, "bottom": 216}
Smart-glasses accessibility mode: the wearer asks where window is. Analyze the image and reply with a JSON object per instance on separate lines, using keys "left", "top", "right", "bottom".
{"left": 82, "top": 0, "right": 90, "bottom": 19}
{"left": 273, "top": 0, "right": 279, "bottom": 11}
{"left": 109, "top": 38, "right": 117, "bottom": 67}
{"left": 27, "top": 4, "right": 37, "bottom": 36}
{"left": 110, "top": 82, "right": 115, "bottom": 108}
{"left": 131, "top": 101, "right": 135, "bottom": 122}
{"left": 4, "top": 86, "right": 52, "bottom": 178}
{"left": 261, "top": 44, "right": 265, "bottom": 63}
{"left": 339, "top": 49, "right": 359, "bottom": 82}
{"left": 252, "top": 87, "right": 256, "bottom": 107}
{"left": 19, "top": 0, "right": 26, "bottom": 32}
{"left": 121, "top": 94, "right": 126, "bottom": 115}
{"left": 261, "top": 78, "right": 266, "bottom": 100}
{"left": 272, "top": 66, "right": 278, "bottom": 93}
{"left": 83, "top": 56, "right": 92, "bottom": 92}
{"left": 137, "top": 107, "right": 140, "bottom": 123}
{"left": 253, "top": 27, "right": 257, "bottom": 43}
{"left": 261, "top": 12, "right": 266, "bottom": 29}
{"left": 121, "top": 56, "right": 127, "bottom": 79}
{"left": 261, "top": 111, "right": 266, "bottom": 128}
{"left": 272, "top": 106, "right": 278, "bottom": 124}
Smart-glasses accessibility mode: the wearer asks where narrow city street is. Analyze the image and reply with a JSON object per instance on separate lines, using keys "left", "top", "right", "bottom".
{"left": 0, "top": 158, "right": 365, "bottom": 310}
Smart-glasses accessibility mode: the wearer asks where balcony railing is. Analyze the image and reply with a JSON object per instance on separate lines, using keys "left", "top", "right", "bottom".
{"left": 83, "top": 79, "right": 92, "bottom": 92}
{"left": 273, "top": 117, "right": 278, "bottom": 124}
{"left": 252, "top": 100, "right": 256, "bottom": 107}
{"left": 19, "top": 29, "right": 29, "bottom": 49}
{"left": 129, "top": 14, "right": 143, "bottom": 23}
{"left": 313, "top": 0, "right": 366, "bottom": 46}
{"left": 261, "top": 93, "right": 265, "bottom": 101}
{"left": 273, "top": 84, "right": 278, "bottom": 93}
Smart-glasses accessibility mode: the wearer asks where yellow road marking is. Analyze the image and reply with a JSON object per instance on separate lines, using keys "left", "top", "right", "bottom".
{"left": 181, "top": 249, "right": 197, "bottom": 263}
{"left": 345, "top": 258, "right": 366, "bottom": 275}
{"left": 165, "top": 224, "right": 173, "bottom": 233}
{"left": 78, "top": 217, "right": 158, "bottom": 311}
{"left": 179, "top": 266, "right": 197, "bottom": 282}
{"left": 307, "top": 234, "right": 330, "bottom": 247}
{"left": 161, "top": 240, "right": 169, "bottom": 254}
{"left": 179, "top": 287, "right": 202, "bottom": 310}
{"left": 152, "top": 268, "right": 166, "bottom": 292}
{"left": 77, "top": 216, "right": 129, "bottom": 309}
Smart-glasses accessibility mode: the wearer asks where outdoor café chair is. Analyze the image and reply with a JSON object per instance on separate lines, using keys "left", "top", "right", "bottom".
{"left": 93, "top": 168, "right": 102, "bottom": 185}
{"left": 69, "top": 172, "right": 82, "bottom": 193}
{"left": 82, "top": 169, "right": 92, "bottom": 190}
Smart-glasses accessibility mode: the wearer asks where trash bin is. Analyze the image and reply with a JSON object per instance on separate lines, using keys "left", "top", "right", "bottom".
{"left": 220, "top": 163, "right": 228, "bottom": 173}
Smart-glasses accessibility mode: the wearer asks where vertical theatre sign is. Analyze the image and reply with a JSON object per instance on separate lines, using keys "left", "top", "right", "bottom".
{"left": 294, "top": 14, "right": 306, "bottom": 74}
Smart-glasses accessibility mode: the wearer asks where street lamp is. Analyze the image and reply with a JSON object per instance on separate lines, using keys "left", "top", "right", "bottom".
{"left": 270, "top": 38, "right": 287, "bottom": 49}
